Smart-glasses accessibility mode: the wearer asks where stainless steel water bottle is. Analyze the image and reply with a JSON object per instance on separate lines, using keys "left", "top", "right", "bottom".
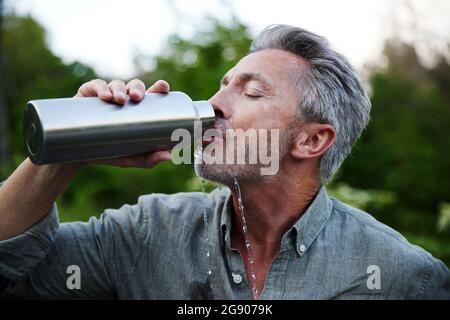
{"left": 24, "top": 91, "right": 215, "bottom": 165}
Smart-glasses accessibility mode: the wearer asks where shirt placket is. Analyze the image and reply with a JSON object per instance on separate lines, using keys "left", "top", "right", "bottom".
{"left": 223, "top": 229, "right": 252, "bottom": 300}
{"left": 258, "top": 232, "right": 296, "bottom": 299}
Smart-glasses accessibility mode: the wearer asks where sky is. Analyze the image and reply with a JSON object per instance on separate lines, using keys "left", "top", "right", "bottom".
{"left": 6, "top": 0, "right": 450, "bottom": 79}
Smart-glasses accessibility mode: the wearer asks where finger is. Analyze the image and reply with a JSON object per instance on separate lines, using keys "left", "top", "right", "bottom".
{"left": 75, "top": 79, "right": 112, "bottom": 100}
{"left": 108, "top": 79, "right": 127, "bottom": 104}
{"left": 75, "top": 80, "right": 96, "bottom": 97}
{"left": 143, "top": 150, "right": 172, "bottom": 166}
{"left": 98, "top": 84, "right": 113, "bottom": 101}
{"left": 145, "top": 80, "right": 170, "bottom": 93}
{"left": 126, "top": 79, "right": 146, "bottom": 102}
{"left": 95, "top": 81, "right": 113, "bottom": 101}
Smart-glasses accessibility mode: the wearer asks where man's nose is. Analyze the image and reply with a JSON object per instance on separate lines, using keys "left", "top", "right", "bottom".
{"left": 209, "top": 90, "right": 231, "bottom": 120}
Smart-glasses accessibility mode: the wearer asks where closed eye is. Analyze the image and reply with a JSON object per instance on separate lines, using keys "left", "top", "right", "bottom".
{"left": 244, "top": 88, "right": 264, "bottom": 99}
{"left": 245, "top": 93, "right": 263, "bottom": 99}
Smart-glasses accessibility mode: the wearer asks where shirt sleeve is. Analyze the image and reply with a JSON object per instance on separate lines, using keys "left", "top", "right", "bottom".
{"left": 0, "top": 182, "right": 147, "bottom": 299}
{"left": 420, "top": 257, "right": 450, "bottom": 299}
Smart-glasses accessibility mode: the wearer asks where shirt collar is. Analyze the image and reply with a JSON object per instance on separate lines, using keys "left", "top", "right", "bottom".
{"left": 291, "top": 185, "right": 333, "bottom": 256}
{"left": 219, "top": 185, "right": 333, "bottom": 257}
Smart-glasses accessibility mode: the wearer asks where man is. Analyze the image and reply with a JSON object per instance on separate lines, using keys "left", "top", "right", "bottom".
{"left": 0, "top": 25, "right": 449, "bottom": 299}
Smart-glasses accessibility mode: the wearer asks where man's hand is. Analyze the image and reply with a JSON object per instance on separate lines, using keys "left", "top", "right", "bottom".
{"left": 0, "top": 78, "right": 173, "bottom": 240}
{"left": 75, "top": 78, "right": 172, "bottom": 168}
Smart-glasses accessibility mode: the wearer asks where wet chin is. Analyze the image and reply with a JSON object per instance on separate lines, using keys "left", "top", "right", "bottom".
{"left": 194, "top": 163, "right": 263, "bottom": 186}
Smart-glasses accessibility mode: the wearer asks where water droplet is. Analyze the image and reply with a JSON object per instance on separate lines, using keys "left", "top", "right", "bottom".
{"left": 200, "top": 177, "right": 213, "bottom": 295}
{"left": 194, "top": 145, "right": 203, "bottom": 164}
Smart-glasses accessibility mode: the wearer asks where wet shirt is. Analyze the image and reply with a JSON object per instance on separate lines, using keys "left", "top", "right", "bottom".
{"left": 0, "top": 184, "right": 449, "bottom": 299}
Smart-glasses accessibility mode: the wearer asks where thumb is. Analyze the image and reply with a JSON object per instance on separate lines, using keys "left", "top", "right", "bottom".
{"left": 146, "top": 80, "right": 170, "bottom": 94}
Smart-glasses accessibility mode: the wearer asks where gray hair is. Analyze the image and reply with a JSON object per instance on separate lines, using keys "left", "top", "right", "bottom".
{"left": 250, "top": 25, "right": 371, "bottom": 184}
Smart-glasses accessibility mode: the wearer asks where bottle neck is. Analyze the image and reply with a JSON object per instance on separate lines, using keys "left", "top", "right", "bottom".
{"left": 193, "top": 100, "right": 215, "bottom": 129}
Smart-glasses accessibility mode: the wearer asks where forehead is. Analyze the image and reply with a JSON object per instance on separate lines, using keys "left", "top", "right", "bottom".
{"left": 225, "top": 49, "right": 306, "bottom": 87}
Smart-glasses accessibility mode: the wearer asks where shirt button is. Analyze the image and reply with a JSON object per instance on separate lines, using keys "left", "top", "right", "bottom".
{"left": 232, "top": 273, "right": 242, "bottom": 284}
{"left": 299, "top": 244, "right": 306, "bottom": 253}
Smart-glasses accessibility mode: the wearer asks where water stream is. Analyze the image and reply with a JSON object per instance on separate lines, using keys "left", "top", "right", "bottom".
{"left": 195, "top": 144, "right": 258, "bottom": 299}
{"left": 233, "top": 177, "right": 259, "bottom": 300}
{"left": 200, "top": 178, "right": 213, "bottom": 281}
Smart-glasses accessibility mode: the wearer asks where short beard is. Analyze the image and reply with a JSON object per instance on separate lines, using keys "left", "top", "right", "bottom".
{"left": 194, "top": 126, "right": 295, "bottom": 188}
{"left": 194, "top": 162, "right": 267, "bottom": 186}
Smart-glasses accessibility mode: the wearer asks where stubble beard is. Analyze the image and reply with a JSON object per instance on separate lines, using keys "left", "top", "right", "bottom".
{"left": 194, "top": 127, "right": 294, "bottom": 188}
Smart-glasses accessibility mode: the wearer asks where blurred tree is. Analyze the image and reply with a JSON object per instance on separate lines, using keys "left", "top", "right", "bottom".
{"left": 338, "top": 41, "right": 450, "bottom": 213}
{"left": 136, "top": 17, "right": 252, "bottom": 101}
{"left": 0, "top": 0, "right": 9, "bottom": 169}
{"left": 1, "top": 14, "right": 96, "bottom": 172}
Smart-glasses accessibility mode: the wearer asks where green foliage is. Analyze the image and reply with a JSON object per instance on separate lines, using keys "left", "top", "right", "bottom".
{"left": 1, "top": 14, "right": 96, "bottom": 176}
{"left": 338, "top": 42, "right": 450, "bottom": 212}
{"left": 328, "top": 183, "right": 396, "bottom": 211}
{"left": 437, "top": 203, "right": 450, "bottom": 233}
{"left": 136, "top": 17, "right": 252, "bottom": 100}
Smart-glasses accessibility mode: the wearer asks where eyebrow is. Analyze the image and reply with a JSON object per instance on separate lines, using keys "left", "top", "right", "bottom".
{"left": 220, "top": 72, "right": 273, "bottom": 92}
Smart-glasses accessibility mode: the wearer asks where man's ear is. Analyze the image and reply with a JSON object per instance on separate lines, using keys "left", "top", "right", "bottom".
{"left": 290, "top": 123, "right": 336, "bottom": 160}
